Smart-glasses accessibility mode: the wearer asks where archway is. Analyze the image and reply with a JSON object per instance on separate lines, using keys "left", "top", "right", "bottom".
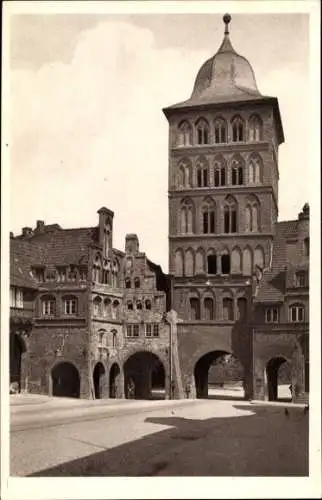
{"left": 93, "top": 362, "right": 106, "bottom": 399}
{"left": 109, "top": 363, "right": 121, "bottom": 399}
{"left": 194, "top": 351, "right": 245, "bottom": 400}
{"left": 10, "top": 333, "right": 27, "bottom": 393}
{"left": 124, "top": 351, "right": 166, "bottom": 400}
{"left": 51, "top": 362, "right": 80, "bottom": 398}
{"left": 266, "top": 357, "right": 292, "bottom": 401}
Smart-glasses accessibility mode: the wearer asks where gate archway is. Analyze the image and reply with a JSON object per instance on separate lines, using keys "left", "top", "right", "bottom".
{"left": 124, "top": 351, "right": 166, "bottom": 400}
{"left": 51, "top": 362, "right": 80, "bottom": 398}
{"left": 266, "top": 357, "right": 291, "bottom": 401}
{"left": 194, "top": 350, "right": 245, "bottom": 399}
{"left": 10, "top": 333, "right": 27, "bottom": 393}
{"left": 109, "top": 363, "right": 121, "bottom": 398}
{"left": 93, "top": 362, "right": 106, "bottom": 399}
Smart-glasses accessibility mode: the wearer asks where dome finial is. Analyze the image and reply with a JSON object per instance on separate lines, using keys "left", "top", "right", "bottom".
{"left": 223, "top": 13, "right": 231, "bottom": 35}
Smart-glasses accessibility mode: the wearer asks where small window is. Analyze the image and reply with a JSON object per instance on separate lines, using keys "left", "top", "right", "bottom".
{"left": 296, "top": 272, "right": 308, "bottom": 288}
{"left": 232, "top": 117, "right": 244, "bottom": 142}
{"left": 189, "top": 298, "right": 200, "bottom": 320}
{"left": 133, "top": 325, "right": 139, "bottom": 337}
{"left": 304, "top": 238, "right": 309, "bottom": 257}
{"left": 34, "top": 267, "right": 45, "bottom": 282}
{"left": 223, "top": 298, "right": 234, "bottom": 321}
{"left": 111, "top": 330, "right": 117, "bottom": 348}
{"left": 289, "top": 305, "right": 305, "bottom": 323}
{"left": 152, "top": 324, "right": 159, "bottom": 337}
{"left": 145, "top": 299, "right": 152, "bottom": 310}
{"left": 125, "top": 278, "right": 131, "bottom": 289}
{"left": 145, "top": 324, "right": 152, "bottom": 337}
{"left": 136, "top": 301, "right": 142, "bottom": 310}
{"left": 63, "top": 296, "right": 77, "bottom": 315}
{"left": 68, "top": 267, "right": 77, "bottom": 282}
{"left": 46, "top": 270, "right": 56, "bottom": 282}
{"left": 265, "top": 308, "right": 279, "bottom": 323}
{"left": 207, "top": 255, "right": 217, "bottom": 275}
{"left": 93, "top": 296, "right": 102, "bottom": 316}
{"left": 11, "top": 287, "right": 24, "bottom": 308}
{"left": 42, "top": 295, "right": 55, "bottom": 315}
{"left": 57, "top": 267, "right": 67, "bottom": 282}
{"left": 126, "top": 325, "right": 133, "bottom": 337}
{"left": 127, "top": 301, "right": 133, "bottom": 311}
{"left": 221, "top": 254, "right": 231, "bottom": 275}
{"left": 196, "top": 119, "right": 209, "bottom": 145}
{"left": 134, "top": 278, "right": 140, "bottom": 289}
{"left": 79, "top": 268, "right": 87, "bottom": 281}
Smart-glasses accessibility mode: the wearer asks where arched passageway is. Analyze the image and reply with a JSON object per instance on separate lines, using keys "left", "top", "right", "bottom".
{"left": 124, "top": 351, "right": 166, "bottom": 400}
{"left": 10, "top": 333, "right": 26, "bottom": 393}
{"left": 93, "top": 362, "right": 106, "bottom": 399}
{"left": 109, "top": 363, "right": 121, "bottom": 398}
{"left": 194, "top": 351, "right": 245, "bottom": 400}
{"left": 52, "top": 362, "right": 80, "bottom": 398}
{"left": 266, "top": 357, "right": 292, "bottom": 401}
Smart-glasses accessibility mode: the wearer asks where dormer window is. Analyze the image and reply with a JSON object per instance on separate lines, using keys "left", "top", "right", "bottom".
{"left": 68, "top": 266, "right": 77, "bottom": 282}
{"left": 46, "top": 270, "right": 56, "bottom": 282}
{"left": 57, "top": 267, "right": 67, "bottom": 282}
{"left": 79, "top": 267, "right": 87, "bottom": 281}
{"left": 33, "top": 267, "right": 45, "bottom": 282}
{"left": 296, "top": 271, "right": 308, "bottom": 288}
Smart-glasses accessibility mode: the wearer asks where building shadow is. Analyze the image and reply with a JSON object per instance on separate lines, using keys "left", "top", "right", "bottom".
{"left": 26, "top": 404, "right": 308, "bottom": 478}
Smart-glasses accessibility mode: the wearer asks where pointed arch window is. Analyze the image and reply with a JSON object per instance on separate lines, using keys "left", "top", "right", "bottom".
{"left": 237, "top": 297, "right": 247, "bottom": 321}
{"left": 202, "top": 198, "right": 215, "bottom": 234}
{"left": 103, "top": 298, "right": 111, "bottom": 317}
{"left": 207, "top": 251, "right": 217, "bottom": 275}
{"left": 93, "top": 296, "right": 102, "bottom": 316}
{"left": 175, "top": 249, "right": 184, "bottom": 277}
{"left": 231, "top": 247, "right": 242, "bottom": 274}
{"left": 248, "top": 154, "right": 262, "bottom": 185}
{"left": 231, "top": 116, "right": 244, "bottom": 142}
{"left": 177, "top": 158, "right": 192, "bottom": 189}
{"left": 243, "top": 248, "right": 253, "bottom": 276}
{"left": 189, "top": 297, "right": 201, "bottom": 320}
{"left": 248, "top": 115, "right": 262, "bottom": 142}
{"left": 178, "top": 120, "right": 192, "bottom": 147}
{"left": 134, "top": 277, "right": 140, "bottom": 289}
{"left": 224, "top": 197, "right": 237, "bottom": 233}
{"left": 196, "top": 157, "right": 209, "bottom": 187}
{"left": 185, "top": 249, "right": 194, "bottom": 277}
{"left": 214, "top": 156, "right": 227, "bottom": 187}
{"left": 245, "top": 197, "right": 260, "bottom": 232}
{"left": 180, "top": 199, "right": 194, "bottom": 234}
{"left": 223, "top": 297, "right": 234, "bottom": 321}
{"left": 214, "top": 117, "right": 227, "bottom": 143}
{"left": 231, "top": 156, "right": 244, "bottom": 186}
{"left": 254, "top": 246, "right": 264, "bottom": 270}
{"left": 196, "top": 118, "right": 209, "bottom": 145}
{"left": 195, "top": 249, "right": 205, "bottom": 274}
{"left": 204, "top": 297, "right": 215, "bottom": 320}
{"left": 221, "top": 253, "right": 231, "bottom": 275}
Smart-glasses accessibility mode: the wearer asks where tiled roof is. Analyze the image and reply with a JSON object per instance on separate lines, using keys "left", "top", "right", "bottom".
{"left": 10, "top": 239, "right": 39, "bottom": 289}
{"left": 254, "top": 219, "right": 303, "bottom": 303}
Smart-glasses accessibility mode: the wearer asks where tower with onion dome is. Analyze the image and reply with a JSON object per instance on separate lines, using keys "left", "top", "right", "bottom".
{"left": 163, "top": 14, "right": 284, "bottom": 399}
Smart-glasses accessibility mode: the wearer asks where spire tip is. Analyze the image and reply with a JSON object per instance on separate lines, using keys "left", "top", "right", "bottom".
{"left": 223, "top": 13, "right": 231, "bottom": 35}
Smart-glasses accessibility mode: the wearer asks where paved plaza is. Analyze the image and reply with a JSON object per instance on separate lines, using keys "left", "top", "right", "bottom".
{"left": 10, "top": 393, "right": 308, "bottom": 477}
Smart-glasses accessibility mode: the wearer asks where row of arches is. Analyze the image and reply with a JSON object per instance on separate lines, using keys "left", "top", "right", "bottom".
{"left": 174, "top": 245, "right": 265, "bottom": 277}
{"left": 92, "top": 296, "right": 121, "bottom": 319}
{"left": 92, "top": 252, "right": 119, "bottom": 286}
{"left": 177, "top": 114, "right": 262, "bottom": 147}
{"left": 179, "top": 195, "right": 260, "bottom": 235}
{"left": 176, "top": 153, "right": 262, "bottom": 190}
{"left": 188, "top": 296, "right": 247, "bottom": 321}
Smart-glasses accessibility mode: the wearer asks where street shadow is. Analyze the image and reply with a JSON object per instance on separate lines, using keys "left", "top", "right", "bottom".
{"left": 26, "top": 403, "right": 308, "bottom": 478}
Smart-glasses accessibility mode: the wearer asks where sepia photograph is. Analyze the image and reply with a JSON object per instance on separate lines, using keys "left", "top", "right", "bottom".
{"left": 1, "top": 1, "right": 321, "bottom": 499}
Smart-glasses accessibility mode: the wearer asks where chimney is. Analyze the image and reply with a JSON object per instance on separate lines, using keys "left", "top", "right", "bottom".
{"left": 97, "top": 207, "right": 114, "bottom": 256}
{"left": 22, "top": 227, "right": 33, "bottom": 237}
{"left": 298, "top": 203, "right": 309, "bottom": 221}
{"left": 125, "top": 234, "right": 139, "bottom": 255}
{"left": 35, "top": 220, "right": 45, "bottom": 232}
{"left": 10, "top": 232, "right": 14, "bottom": 239}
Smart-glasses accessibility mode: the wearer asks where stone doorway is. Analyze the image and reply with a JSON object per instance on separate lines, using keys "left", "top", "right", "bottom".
{"left": 93, "top": 362, "right": 106, "bottom": 399}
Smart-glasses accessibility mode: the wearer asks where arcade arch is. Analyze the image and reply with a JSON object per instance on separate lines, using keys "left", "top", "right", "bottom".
{"left": 51, "top": 361, "right": 80, "bottom": 398}
{"left": 124, "top": 351, "right": 166, "bottom": 400}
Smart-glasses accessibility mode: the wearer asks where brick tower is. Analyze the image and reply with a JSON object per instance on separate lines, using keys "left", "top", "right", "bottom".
{"left": 163, "top": 14, "right": 284, "bottom": 398}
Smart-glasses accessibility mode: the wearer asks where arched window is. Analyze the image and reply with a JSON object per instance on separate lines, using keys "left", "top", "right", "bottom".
{"left": 289, "top": 304, "right": 305, "bottom": 323}
{"left": 243, "top": 247, "right": 253, "bottom": 275}
{"left": 223, "top": 297, "right": 234, "bottom": 321}
{"left": 202, "top": 198, "right": 215, "bottom": 234}
{"left": 231, "top": 247, "right": 242, "bottom": 274}
{"left": 224, "top": 196, "right": 237, "bottom": 233}
{"left": 111, "top": 329, "right": 117, "bottom": 349}
{"left": 175, "top": 249, "right": 184, "bottom": 276}
{"left": 180, "top": 199, "right": 193, "bottom": 234}
{"left": 111, "top": 259, "right": 119, "bottom": 287}
{"left": 207, "top": 250, "right": 217, "bottom": 275}
{"left": 237, "top": 297, "right": 247, "bottom": 321}
{"left": 177, "top": 158, "right": 192, "bottom": 189}
{"left": 221, "top": 253, "right": 231, "bottom": 275}
{"left": 231, "top": 155, "right": 244, "bottom": 186}
{"left": 125, "top": 278, "right": 131, "bottom": 289}
{"left": 63, "top": 295, "right": 77, "bottom": 315}
{"left": 41, "top": 294, "right": 56, "bottom": 316}
{"left": 145, "top": 299, "right": 152, "bottom": 310}
{"left": 185, "top": 249, "right": 194, "bottom": 277}
{"left": 195, "top": 248, "right": 205, "bottom": 274}
{"left": 98, "top": 329, "right": 107, "bottom": 346}
{"left": 195, "top": 118, "right": 209, "bottom": 145}
{"left": 92, "top": 253, "right": 101, "bottom": 283}
{"left": 178, "top": 120, "right": 192, "bottom": 147}
{"left": 214, "top": 155, "right": 227, "bottom": 187}
{"left": 189, "top": 297, "right": 201, "bottom": 320}
{"left": 248, "top": 154, "right": 262, "bottom": 185}
{"left": 245, "top": 196, "right": 260, "bottom": 232}
{"left": 111, "top": 300, "right": 120, "bottom": 319}
{"left": 304, "top": 237, "right": 309, "bottom": 257}
{"left": 248, "top": 115, "right": 262, "bottom": 142}
{"left": 104, "top": 222, "right": 111, "bottom": 257}
{"left": 134, "top": 277, "right": 140, "bottom": 289}
{"left": 93, "top": 296, "right": 102, "bottom": 316}
{"left": 196, "top": 157, "right": 209, "bottom": 187}
{"left": 254, "top": 246, "right": 264, "bottom": 270}
{"left": 214, "top": 117, "right": 227, "bottom": 143}
{"left": 136, "top": 300, "right": 142, "bottom": 310}
{"left": 231, "top": 116, "right": 244, "bottom": 142}
{"left": 204, "top": 297, "right": 215, "bottom": 320}
{"left": 103, "top": 298, "right": 111, "bottom": 316}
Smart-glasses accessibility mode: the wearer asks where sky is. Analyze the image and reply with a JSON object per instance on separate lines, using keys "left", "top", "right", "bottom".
{"left": 9, "top": 11, "right": 310, "bottom": 272}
